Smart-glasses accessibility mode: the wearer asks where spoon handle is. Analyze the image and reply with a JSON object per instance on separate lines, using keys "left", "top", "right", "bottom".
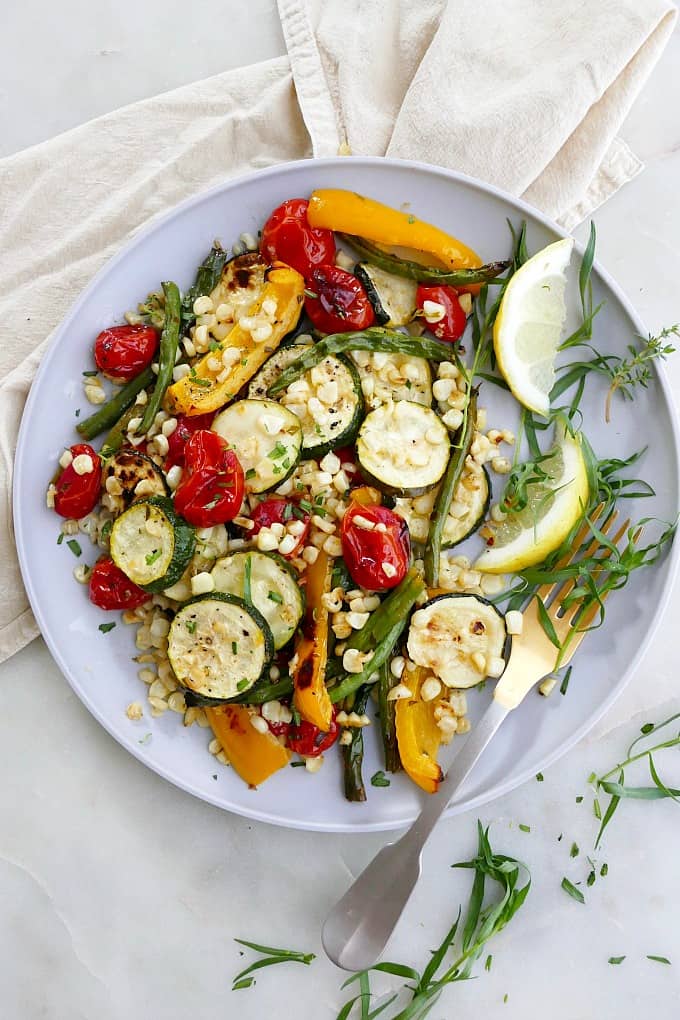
{"left": 322, "top": 697, "right": 509, "bottom": 972}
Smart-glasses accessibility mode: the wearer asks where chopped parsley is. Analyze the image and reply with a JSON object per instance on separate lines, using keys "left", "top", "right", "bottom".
{"left": 67, "top": 539, "right": 82, "bottom": 557}
{"left": 98, "top": 622, "right": 116, "bottom": 633}
{"left": 370, "top": 771, "right": 390, "bottom": 788}
{"left": 185, "top": 619, "right": 197, "bottom": 634}
{"left": 268, "top": 441, "right": 288, "bottom": 461}
{"left": 245, "top": 468, "right": 257, "bottom": 480}
{"left": 145, "top": 548, "right": 162, "bottom": 566}
{"left": 192, "top": 377, "right": 213, "bottom": 388}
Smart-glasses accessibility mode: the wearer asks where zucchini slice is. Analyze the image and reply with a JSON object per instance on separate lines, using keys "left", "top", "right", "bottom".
{"left": 208, "top": 252, "right": 268, "bottom": 323}
{"left": 168, "top": 593, "right": 274, "bottom": 702}
{"left": 357, "top": 400, "right": 449, "bottom": 496}
{"left": 442, "top": 463, "right": 491, "bottom": 548}
{"left": 210, "top": 550, "right": 304, "bottom": 649}
{"left": 351, "top": 350, "right": 432, "bottom": 409}
{"left": 354, "top": 262, "right": 417, "bottom": 327}
{"left": 251, "top": 347, "right": 364, "bottom": 460}
{"left": 109, "top": 496, "right": 195, "bottom": 592}
{"left": 407, "top": 594, "right": 508, "bottom": 689}
{"left": 211, "top": 398, "right": 302, "bottom": 492}
{"left": 102, "top": 449, "right": 168, "bottom": 514}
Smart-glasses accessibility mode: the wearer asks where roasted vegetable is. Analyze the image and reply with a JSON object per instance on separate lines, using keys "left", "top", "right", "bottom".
{"left": 343, "top": 234, "right": 510, "bottom": 288}
{"left": 136, "top": 281, "right": 181, "bottom": 435}
{"left": 424, "top": 391, "right": 476, "bottom": 587}
{"left": 378, "top": 659, "right": 402, "bottom": 773}
{"left": 76, "top": 366, "right": 154, "bottom": 442}
{"left": 342, "top": 686, "right": 372, "bottom": 802}
{"left": 165, "top": 264, "right": 305, "bottom": 416}
{"left": 101, "top": 449, "right": 168, "bottom": 511}
{"left": 206, "top": 704, "right": 290, "bottom": 786}
{"left": 395, "top": 667, "right": 444, "bottom": 794}
{"left": 110, "top": 495, "right": 195, "bottom": 592}
{"left": 292, "top": 549, "right": 334, "bottom": 731}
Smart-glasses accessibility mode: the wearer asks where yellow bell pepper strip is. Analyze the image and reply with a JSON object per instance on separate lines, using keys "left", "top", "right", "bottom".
{"left": 164, "top": 263, "right": 305, "bottom": 416}
{"left": 395, "top": 667, "right": 444, "bottom": 794}
{"left": 292, "top": 549, "right": 334, "bottom": 731}
{"left": 348, "top": 484, "right": 382, "bottom": 507}
{"left": 307, "top": 190, "right": 482, "bottom": 273}
{"left": 205, "top": 704, "right": 290, "bottom": 787}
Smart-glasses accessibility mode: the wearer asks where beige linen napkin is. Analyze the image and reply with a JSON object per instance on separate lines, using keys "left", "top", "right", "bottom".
{"left": 0, "top": 0, "right": 676, "bottom": 662}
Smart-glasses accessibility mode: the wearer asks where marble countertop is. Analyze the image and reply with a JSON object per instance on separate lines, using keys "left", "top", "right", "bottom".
{"left": 2, "top": 4, "right": 680, "bottom": 1018}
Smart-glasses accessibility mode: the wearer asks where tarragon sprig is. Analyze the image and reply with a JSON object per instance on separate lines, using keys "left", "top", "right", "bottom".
{"left": 232, "top": 938, "right": 315, "bottom": 991}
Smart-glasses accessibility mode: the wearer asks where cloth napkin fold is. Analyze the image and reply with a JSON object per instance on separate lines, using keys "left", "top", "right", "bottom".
{"left": 0, "top": 0, "right": 676, "bottom": 663}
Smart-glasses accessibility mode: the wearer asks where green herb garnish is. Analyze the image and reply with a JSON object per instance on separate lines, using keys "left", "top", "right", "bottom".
{"left": 67, "top": 539, "right": 82, "bottom": 557}
{"left": 236, "top": 679, "right": 249, "bottom": 692}
{"left": 518, "top": 824, "right": 530, "bottom": 833}
{"left": 608, "top": 956, "right": 625, "bottom": 965}
{"left": 232, "top": 641, "right": 238, "bottom": 655}
{"left": 57, "top": 533, "right": 64, "bottom": 545}
{"left": 570, "top": 842, "right": 579, "bottom": 858}
{"left": 243, "top": 555, "right": 253, "bottom": 606}
{"left": 536, "top": 773, "right": 544, "bottom": 782}
{"left": 267, "top": 441, "right": 288, "bottom": 461}
{"left": 231, "top": 939, "right": 315, "bottom": 992}
{"left": 647, "top": 955, "right": 671, "bottom": 965}
{"left": 370, "top": 771, "right": 390, "bottom": 788}
{"left": 145, "top": 549, "right": 162, "bottom": 566}
{"left": 561, "top": 877, "right": 585, "bottom": 904}
{"left": 267, "top": 591, "right": 283, "bottom": 604}
{"left": 185, "top": 619, "right": 197, "bottom": 634}
{"left": 98, "top": 622, "right": 116, "bottom": 633}
{"left": 245, "top": 468, "right": 257, "bottom": 480}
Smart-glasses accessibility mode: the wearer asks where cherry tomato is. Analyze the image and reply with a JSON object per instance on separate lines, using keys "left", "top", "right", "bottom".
{"left": 93, "top": 324, "right": 159, "bottom": 380}
{"left": 248, "top": 498, "right": 311, "bottom": 558}
{"left": 173, "top": 430, "right": 244, "bottom": 528}
{"left": 341, "top": 503, "right": 410, "bottom": 591}
{"left": 416, "top": 284, "right": 467, "bottom": 343}
{"left": 287, "top": 715, "right": 339, "bottom": 757}
{"left": 89, "top": 557, "right": 149, "bottom": 610}
{"left": 260, "top": 198, "right": 336, "bottom": 278}
{"left": 305, "top": 265, "right": 375, "bottom": 334}
{"left": 265, "top": 718, "right": 291, "bottom": 739}
{"left": 164, "top": 412, "right": 215, "bottom": 470}
{"left": 53, "top": 444, "right": 102, "bottom": 519}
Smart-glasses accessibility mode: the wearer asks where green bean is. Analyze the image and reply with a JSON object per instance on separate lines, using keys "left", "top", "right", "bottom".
{"left": 267, "top": 328, "right": 454, "bottom": 396}
{"left": 182, "top": 244, "right": 229, "bottom": 321}
{"left": 76, "top": 366, "right": 154, "bottom": 441}
{"left": 136, "top": 281, "right": 181, "bottom": 435}
{"left": 234, "top": 675, "right": 293, "bottom": 705}
{"left": 340, "top": 234, "right": 510, "bottom": 286}
{"left": 342, "top": 686, "right": 372, "bottom": 802}
{"left": 378, "top": 659, "right": 402, "bottom": 773}
{"left": 424, "top": 391, "right": 477, "bottom": 587}
{"left": 99, "top": 404, "right": 140, "bottom": 459}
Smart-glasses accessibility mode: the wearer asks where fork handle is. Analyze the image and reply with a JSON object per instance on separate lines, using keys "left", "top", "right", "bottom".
{"left": 321, "top": 697, "right": 510, "bottom": 972}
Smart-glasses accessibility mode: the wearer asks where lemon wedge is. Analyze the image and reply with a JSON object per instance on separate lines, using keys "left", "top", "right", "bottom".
{"left": 494, "top": 237, "right": 574, "bottom": 416}
{"left": 475, "top": 427, "right": 589, "bottom": 574}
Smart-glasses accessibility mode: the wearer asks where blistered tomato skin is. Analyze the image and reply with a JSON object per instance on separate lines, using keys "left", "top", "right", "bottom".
{"left": 260, "top": 198, "right": 336, "bottom": 278}
{"left": 94, "top": 324, "right": 159, "bottom": 380}
{"left": 287, "top": 715, "right": 339, "bottom": 757}
{"left": 53, "top": 443, "right": 102, "bottom": 519}
{"left": 248, "top": 498, "right": 311, "bottom": 558}
{"left": 89, "top": 557, "right": 149, "bottom": 610}
{"left": 416, "top": 284, "right": 466, "bottom": 343}
{"left": 164, "top": 412, "right": 215, "bottom": 470}
{"left": 173, "top": 430, "right": 245, "bottom": 528}
{"left": 341, "top": 503, "right": 410, "bottom": 591}
{"left": 305, "top": 265, "right": 376, "bottom": 334}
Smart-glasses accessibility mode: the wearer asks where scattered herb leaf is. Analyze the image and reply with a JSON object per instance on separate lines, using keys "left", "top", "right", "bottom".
{"left": 561, "top": 877, "right": 585, "bottom": 904}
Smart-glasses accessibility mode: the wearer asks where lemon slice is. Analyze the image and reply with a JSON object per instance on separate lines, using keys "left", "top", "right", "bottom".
{"left": 475, "top": 427, "right": 589, "bottom": 574}
{"left": 494, "top": 237, "right": 574, "bottom": 416}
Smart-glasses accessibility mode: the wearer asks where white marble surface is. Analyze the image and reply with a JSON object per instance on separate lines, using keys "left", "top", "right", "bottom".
{"left": 3, "top": 5, "right": 680, "bottom": 1018}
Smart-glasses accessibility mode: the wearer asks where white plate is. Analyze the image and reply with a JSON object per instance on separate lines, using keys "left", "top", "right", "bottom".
{"left": 13, "top": 157, "right": 680, "bottom": 832}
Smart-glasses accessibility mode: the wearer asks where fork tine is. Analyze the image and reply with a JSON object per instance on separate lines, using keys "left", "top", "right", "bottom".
{"left": 554, "top": 519, "right": 637, "bottom": 667}
{"left": 536, "top": 503, "right": 611, "bottom": 604}
{"left": 550, "top": 512, "right": 626, "bottom": 612}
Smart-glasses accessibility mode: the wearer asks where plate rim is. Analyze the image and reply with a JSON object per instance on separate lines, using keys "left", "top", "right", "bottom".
{"left": 13, "top": 154, "right": 680, "bottom": 832}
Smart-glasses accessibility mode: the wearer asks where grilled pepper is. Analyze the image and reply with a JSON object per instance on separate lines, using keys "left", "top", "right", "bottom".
{"left": 165, "top": 264, "right": 305, "bottom": 416}
{"left": 206, "top": 704, "right": 290, "bottom": 787}
{"left": 395, "top": 667, "right": 444, "bottom": 794}
{"left": 292, "top": 549, "right": 334, "bottom": 731}
{"left": 307, "top": 190, "right": 482, "bottom": 273}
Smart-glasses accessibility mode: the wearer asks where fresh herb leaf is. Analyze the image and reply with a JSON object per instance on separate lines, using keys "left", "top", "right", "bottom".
{"left": 518, "top": 824, "right": 530, "bottom": 833}
{"left": 185, "top": 619, "right": 197, "bottom": 634}
{"left": 138, "top": 732, "right": 152, "bottom": 745}
{"left": 98, "top": 622, "right": 116, "bottom": 633}
{"left": 145, "top": 548, "right": 162, "bottom": 566}
{"left": 231, "top": 939, "right": 315, "bottom": 991}
{"left": 268, "top": 590, "right": 284, "bottom": 604}
{"left": 243, "top": 555, "right": 253, "bottom": 606}
{"left": 268, "top": 441, "right": 288, "bottom": 461}
{"left": 561, "top": 877, "right": 585, "bottom": 904}
{"left": 485, "top": 955, "right": 493, "bottom": 972}
{"left": 370, "top": 771, "right": 390, "bottom": 788}
{"left": 232, "top": 641, "right": 238, "bottom": 655}
{"left": 647, "top": 956, "right": 671, "bottom": 965}
{"left": 605, "top": 325, "right": 678, "bottom": 422}
{"left": 82, "top": 369, "right": 98, "bottom": 377}
{"left": 236, "top": 679, "right": 249, "bottom": 692}
{"left": 245, "top": 468, "right": 257, "bottom": 480}
{"left": 608, "top": 956, "right": 625, "bottom": 965}
{"left": 600, "top": 863, "right": 608, "bottom": 877}
{"left": 570, "top": 842, "right": 579, "bottom": 858}
{"left": 586, "top": 870, "right": 596, "bottom": 887}
{"left": 57, "top": 533, "right": 64, "bottom": 545}
{"left": 67, "top": 539, "right": 82, "bottom": 557}
{"left": 536, "top": 773, "right": 544, "bottom": 782}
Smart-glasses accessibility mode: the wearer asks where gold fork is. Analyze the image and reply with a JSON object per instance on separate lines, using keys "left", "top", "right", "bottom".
{"left": 322, "top": 504, "right": 636, "bottom": 971}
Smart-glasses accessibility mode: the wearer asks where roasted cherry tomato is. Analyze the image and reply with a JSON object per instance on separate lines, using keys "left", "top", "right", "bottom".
{"left": 248, "top": 498, "right": 311, "bottom": 558}
{"left": 93, "top": 324, "right": 159, "bottom": 380}
{"left": 173, "top": 429, "right": 244, "bottom": 528}
{"left": 89, "top": 557, "right": 149, "bottom": 610}
{"left": 416, "top": 284, "right": 466, "bottom": 343}
{"left": 53, "top": 443, "right": 102, "bottom": 519}
{"left": 341, "top": 503, "right": 410, "bottom": 591}
{"left": 305, "top": 265, "right": 375, "bottom": 334}
{"left": 287, "top": 714, "right": 339, "bottom": 757}
{"left": 260, "top": 198, "right": 336, "bottom": 278}
{"left": 164, "top": 412, "right": 215, "bottom": 470}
